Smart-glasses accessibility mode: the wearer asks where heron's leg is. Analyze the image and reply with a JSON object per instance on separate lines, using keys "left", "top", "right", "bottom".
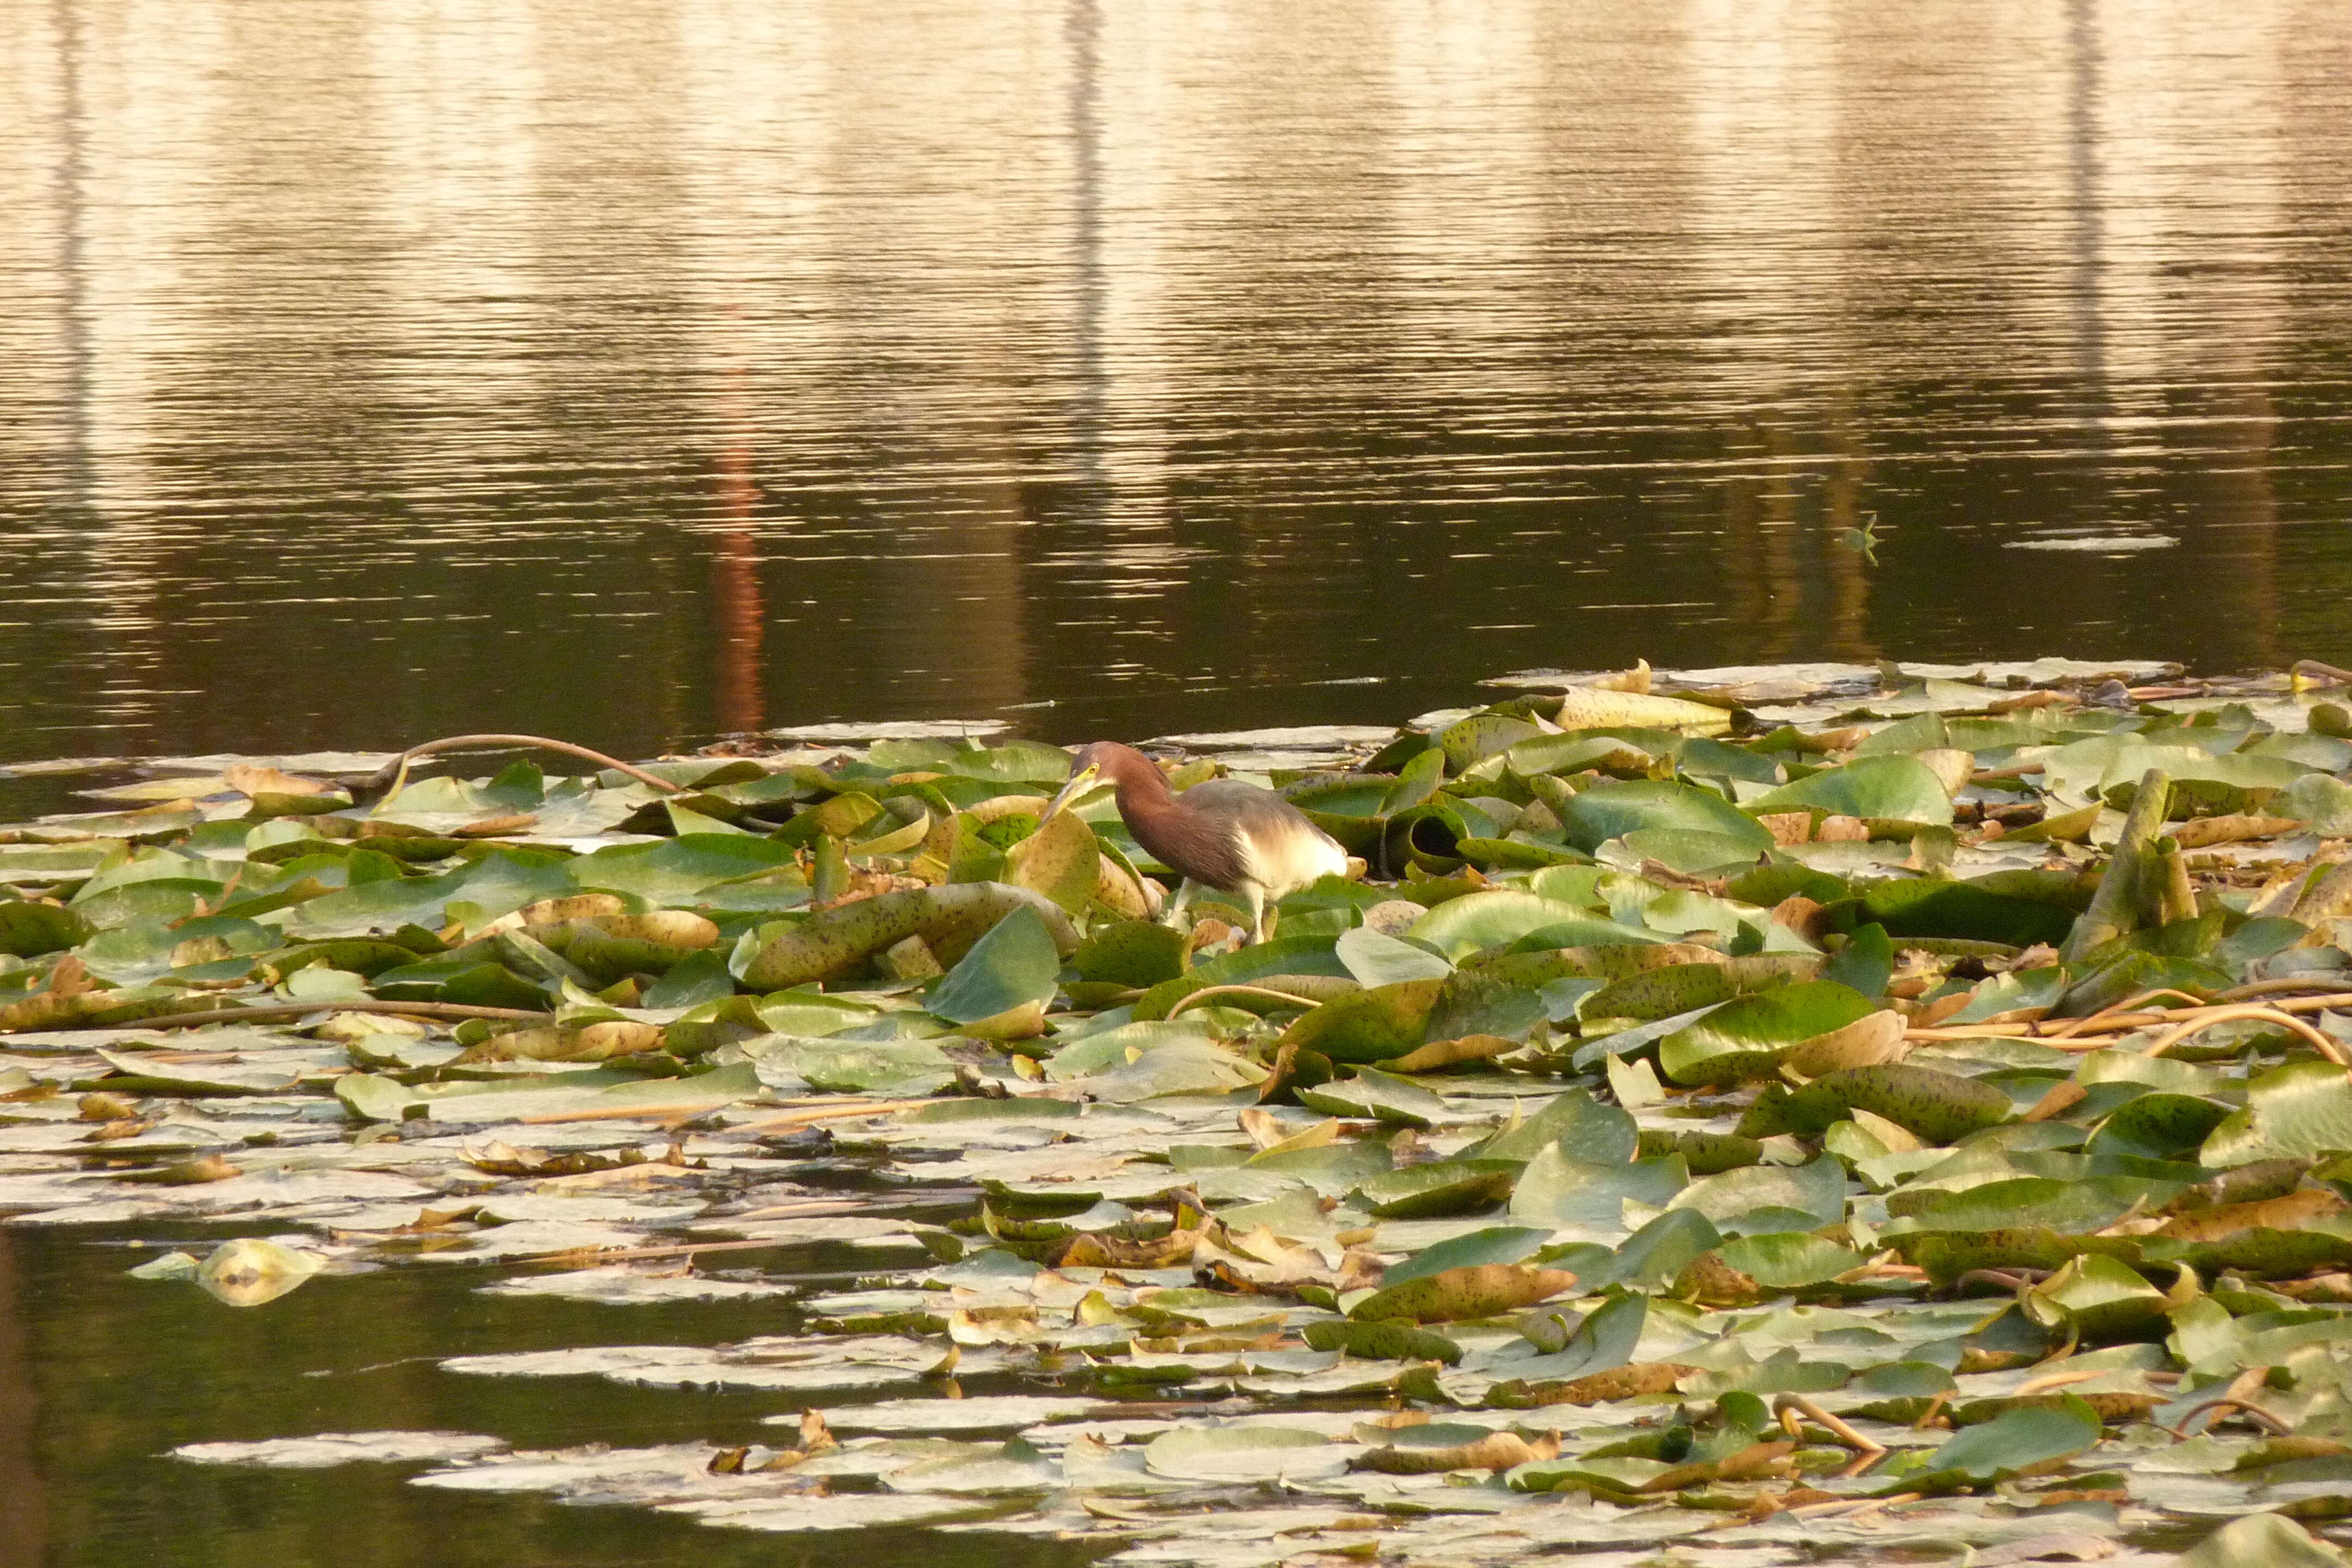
{"left": 1161, "top": 878, "right": 1200, "bottom": 929}
{"left": 1241, "top": 883, "right": 1267, "bottom": 945}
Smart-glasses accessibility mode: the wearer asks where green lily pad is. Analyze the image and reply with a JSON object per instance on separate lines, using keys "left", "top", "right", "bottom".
{"left": 1559, "top": 781, "right": 1775, "bottom": 856}
{"left": 1510, "top": 1149, "right": 1688, "bottom": 1232}
{"left": 1748, "top": 1063, "right": 2014, "bottom": 1145}
{"left": 1408, "top": 891, "right": 1616, "bottom": 960}
{"left": 1073, "top": 921, "right": 1189, "bottom": 988}
{"left": 1656, "top": 981, "right": 1878, "bottom": 1085}
{"left": 927, "top": 907, "right": 1062, "bottom": 1027}
{"left": 1896, "top": 1396, "right": 2101, "bottom": 1491}
{"left": 1751, "top": 755, "right": 1953, "bottom": 825}
{"left": 1275, "top": 977, "right": 1444, "bottom": 1064}
{"left": 2202, "top": 1062, "right": 2352, "bottom": 1168}
{"left": 1296, "top": 1068, "right": 1450, "bottom": 1126}
{"left": 742, "top": 883, "right": 1077, "bottom": 989}
{"left": 1351, "top": 1160, "right": 1521, "bottom": 1218}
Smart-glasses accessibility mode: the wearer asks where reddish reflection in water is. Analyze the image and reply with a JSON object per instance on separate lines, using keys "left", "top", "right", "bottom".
{"left": 710, "top": 447, "right": 767, "bottom": 737}
{"left": 0, "top": 1234, "right": 45, "bottom": 1565}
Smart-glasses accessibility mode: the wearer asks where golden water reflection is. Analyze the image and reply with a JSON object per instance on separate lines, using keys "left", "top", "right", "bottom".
{"left": 0, "top": 0, "right": 2346, "bottom": 762}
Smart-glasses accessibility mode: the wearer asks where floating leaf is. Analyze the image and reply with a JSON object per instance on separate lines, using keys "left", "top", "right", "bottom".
{"left": 1349, "top": 1263, "right": 1577, "bottom": 1324}
{"left": 1667, "top": 1156, "right": 1846, "bottom": 1235}
{"left": 1274, "top": 978, "right": 1444, "bottom": 1064}
{"left": 1549, "top": 689, "right": 1734, "bottom": 734}
{"left": 1465, "top": 1088, "right": 1638, "bottom": 1165}
{"left": 1559, "top": 781, "right": 1775, "bottom": 856}
{"left": 1656, "top": 981, "right": 1879, "bottom": 1085}
{"left": 1355, "top": 1425, "right": 1555, "bottom": 1473}
{"left": 1351, "top": 1160, "right": 1520, "bottom": 1218}
{"left": 1750, "top": 1063, "right": 2013, "bottom": 1145}
{"left": 927, "top": 907, "right": 1062, "bottom": 1027}
{"left": 1071, "top": 921, "right": 1187, "bottom": 988}
{"left": 1408, "top": 892, "right": 1620, "bottom": 960}
{"left": 2202, "top": 1062, "right": 2352, "bottom": 1168}
{"left": 195, "top": 1238, "right": 326, "bottom": 1308}
{"left": 1002, "top": 808, "right": 1099, "bottom": 915}
{"left": 1296, "top": 1068, "right": 1449, "bottom": 1126}
{"left": 1302, "top": 1320, "right": 1462, "bottom": 1364}
{"left": 1899, "top": 1396, "right": 2101, "bottom": 1490}
{"left": 743, "top": 883, "right": 1077, "bottom": 989}
{"left": 1141, "top": 1426, "right": 1350, "bottom": 1481}
{"left": 1751, "top": 756, "right": 1953, "bottom": 825}
{"left": 2175, "top": 1514, "right": 2352, "bottom": 1568}
{"left": 0, "top": 900, "right": 91, "bottom": 957}
{"left": 1510, "top": 1149, "right": 1688, "bottom": 1233}
{"left": 1334, "top": 925, "right": 1453, "bottom": 986}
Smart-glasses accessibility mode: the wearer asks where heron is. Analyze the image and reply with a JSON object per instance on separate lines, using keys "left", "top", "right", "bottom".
{"left": 1042, "top": 741, "right": 1350, "bottom": 942}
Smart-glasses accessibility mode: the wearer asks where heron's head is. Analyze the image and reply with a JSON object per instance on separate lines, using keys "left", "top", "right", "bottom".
{"left": 1042, "top": 744, "right": 1111, "bottom": 822}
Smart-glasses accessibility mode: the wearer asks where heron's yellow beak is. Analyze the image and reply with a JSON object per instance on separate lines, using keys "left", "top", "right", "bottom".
{"left": 1042, "top": 763, "right": 1101, "bottom": 822}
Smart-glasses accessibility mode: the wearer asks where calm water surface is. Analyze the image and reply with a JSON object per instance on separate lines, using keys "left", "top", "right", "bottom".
{"left": 4, "top": 1, "right": 2351, "bottom": 769}
{"left": 4, "top": 2, "right": 2352, "bottom": 1562}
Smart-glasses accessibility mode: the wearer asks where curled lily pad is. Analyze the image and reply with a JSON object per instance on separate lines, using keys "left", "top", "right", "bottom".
{"left": 1751, "top": 755, "right": 1953, "bottom": 825}
{"left": 1002, "top": 808, "right": 1098, "bottom": 915}
{"left": 1349, "top": 1263, "right": 1578, "bottom": 1325}
{"left": 1333, "top": 925, "right": 1452, "bottom": 986}
{"left": 1510, "top": 1148, "right": 1688, "bottom": 1233}
{"left": 196, "top": 1238, "right": 326, "bottom": 1307}
{"left": 742, "top": 883, "right": 1077, "bottom": 989}
{"left": 1407, "top": 891, "right": 1610, "bottom": 959}
{"left": 1295, "top": 1068, "right": 1449, "bottom": 1126}
{"left": 1559, "top": 781, "right": 1774, "bottom": 856}
{"left": 1745, "top": 1063, "right": 2013, "bottom": 1144}
{"left": 2020, "top": 1253, "right": 2174, "bottom": 1343}
{"left": 1710, "top": 1232, "right": 1864, "bottom": 1289}
{"left": 2175, "top": 1513, "right": 2352, "bottom": 1568}
{"left": 2201, "top": 1062, "right": 2352, "bottom": 1168}
{"left": 1355, "top": 1424, "right": 1556, "bottom": 1473}
{"left": 1548, "top": 689, "right": 1733, "bottom": 734}
{"left": 1351, "top": 1160, "right": 1520, "bottom": 1218}
{"left": 1896, "top": 1395, "right": 2102, "bottom": 1491}
{"left": 1655, "top": 981, "right": 1878, "bottom": 1085}
{"left": 1071, "top": 921, "right": 1187, "bottom": 988}
{"left": 1141, "top": 1425, "right": 1349, "bottom": 1481}
{"left": 1130, "top": 934, "right": 1348, "bottom": 1020}
{"left": 927, "top": 906, "right": 1062, "bottom": 1030}
{"left": 0, "top": 899, "right": 91, "bottom": 957}
{"left": 1465, "top": 1088, "right": 1637, "bottom": 1165}
{"left": 1274, "top": 978, "right": 1444, "bottom": 1064}
{"left": 1302, "top": 1320, "right": 1463, "bottom": 1364}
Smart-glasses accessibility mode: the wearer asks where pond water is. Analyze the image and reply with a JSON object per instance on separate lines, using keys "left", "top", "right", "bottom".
{"left": 1, "top": 1222, "right": 1114, "bottom": 1568}
{"left": 4, "top": 3, "right": 2352, "bottom": 1561}
{"left": 4, "top": 0, "right": 2352, "bottom": 773}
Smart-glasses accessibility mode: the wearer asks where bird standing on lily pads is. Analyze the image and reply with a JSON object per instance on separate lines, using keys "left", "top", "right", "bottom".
{"left": 1043, "top": 742, "right": 1349, "bottom": 944}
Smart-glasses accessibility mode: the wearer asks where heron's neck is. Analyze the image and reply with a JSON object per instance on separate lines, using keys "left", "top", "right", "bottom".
{"left": 1105, "top": 751, "right": 1176, "bottom": 822}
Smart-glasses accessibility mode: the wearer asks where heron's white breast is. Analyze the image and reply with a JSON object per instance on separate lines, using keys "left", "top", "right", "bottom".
{"left": 1238, "top": 822, "right": 1351, "bottom": 898}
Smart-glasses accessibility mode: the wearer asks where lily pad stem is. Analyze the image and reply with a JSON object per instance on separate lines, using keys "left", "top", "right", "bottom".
{"left": 2218, "top": 980, "right": 2352, "bottom": 1006}
{"left": 356, "top": 733, "right": 687, "bottom": 807}
{"left": 149, "top": 1000, "right": 553, "bottom": 1030}
{"left": 1167, "top": 984, "right": 1326, "bottom": 1016}
{"left": 2142, "top": 1004, "right": 2346, "bottom": 1064}
{"left": 2041, "top": 988, "right": 2213, "bottom": 1037}
{"left": 2164, "top": 1397, "right": 2294, "bottom": 1439}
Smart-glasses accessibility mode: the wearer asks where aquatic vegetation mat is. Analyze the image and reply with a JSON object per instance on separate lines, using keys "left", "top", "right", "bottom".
{"left": 15, "top": 658, "right": 2352, "bottom": 1563}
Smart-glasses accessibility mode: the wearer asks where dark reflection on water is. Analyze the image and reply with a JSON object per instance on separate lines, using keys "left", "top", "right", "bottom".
{"left": 2, "top": 2, "right": 2350, "bottom": 767}
{"left": 9, "top": 1223, "right": 1109, "bottom": 1568}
